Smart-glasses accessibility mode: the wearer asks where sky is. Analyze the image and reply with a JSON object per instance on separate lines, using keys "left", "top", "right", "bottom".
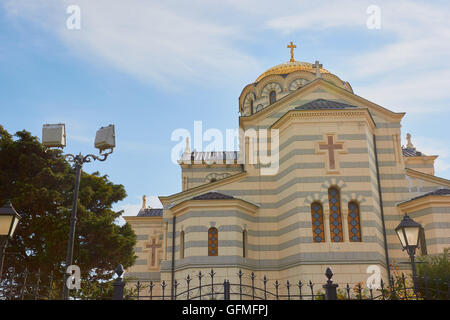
{"left": 1, "top": 0, "right": 450, "bottom": 222}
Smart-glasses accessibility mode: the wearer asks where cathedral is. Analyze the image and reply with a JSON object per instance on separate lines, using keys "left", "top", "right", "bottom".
{"left": 124, "top": 43, "right": 450, "bottom": 293}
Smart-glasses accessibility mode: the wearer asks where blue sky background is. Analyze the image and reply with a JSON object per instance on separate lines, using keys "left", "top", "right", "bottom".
{"left": 1, "top": 0, "right": 449, "bottom": 220}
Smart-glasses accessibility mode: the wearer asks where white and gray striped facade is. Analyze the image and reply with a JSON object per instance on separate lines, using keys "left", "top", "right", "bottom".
{"left": 125, "top": 64, "right": 450, "bottom": 292}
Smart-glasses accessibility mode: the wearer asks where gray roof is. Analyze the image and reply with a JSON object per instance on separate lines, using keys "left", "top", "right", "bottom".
{"left": 137, "top": 208, "right": 163, "bottom": 217}
{"left": 402, "top": 147, "right": 424, "bottom": 157}
{"left": 179, "top": 151, "right": 239, "bottom": 163}
{"left": 192, "top": 192, "right": 234, "bottom": 200}
{"left": 295, "top": 99, "right": 359, "bottom": 110}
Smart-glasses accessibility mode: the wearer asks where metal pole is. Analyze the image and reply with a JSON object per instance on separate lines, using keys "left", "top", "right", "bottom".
{"left": 0, "top": 236, "right": 8, "bottom": 279}
{"left": 63, "top": 162, "right": 82, "bottom": 300}
{"left": 409, "top": 249, "right": 419, "bottom": 297}
{"left": 171, "top": 215, "right": 176, "bottom": 300}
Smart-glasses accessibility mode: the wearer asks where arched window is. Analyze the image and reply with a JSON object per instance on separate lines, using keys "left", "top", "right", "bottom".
{"left": 310, "top": 202, "right": 325, "bottom": 243}
{"left": 348, "top": 201, "right": 362, "bottom": 242}
{"left": 269, "top": 91, "right": 276, "bottom": 104}
{"left": 208, "top": 227, "right": 218, "bottom": 256}
{"left": 242, "top": 230, "right": 248, "bottom": 257}
{"left": 328, "top": 187, "right": 343, "bottom": 242}
{"left": 179, "top": 230, "right": 185, "bottom": 259}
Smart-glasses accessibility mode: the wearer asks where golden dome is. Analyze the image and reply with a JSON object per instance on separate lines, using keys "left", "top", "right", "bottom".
{"left": 255, "top": 60, "right": 330, "bottom": 82}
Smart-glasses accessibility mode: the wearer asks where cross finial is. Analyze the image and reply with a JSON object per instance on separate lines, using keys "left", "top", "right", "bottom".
{"left": 184, "top": 137, "right": 191, "bottom": 153}
{"left": 313, "top": 60, "right": 323, "bottom": 78}
{"left": 287, "top": 41, "right": 296, "bottom": 62}
{"left": 142, "top": 195, "right": 147, "bottom": 210}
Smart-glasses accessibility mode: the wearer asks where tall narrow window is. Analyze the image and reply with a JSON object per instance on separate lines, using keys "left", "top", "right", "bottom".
{"left": 250, "top": 99, "right": 254, "bottom": 114}
{"left": 419, "top": 227, "right": 427, "bottom": 255}
{"left": 269, "top": 90, "right": 276, "bottom": 104}
{"left": 328, "top": 187, "right": 343, "bottom": 242}
{"left": 242, "top": 230, "right": 248, "bottom": 257}
{"left": 179, "top": 230, "right": 185, "bottom": 259}
{"left": 310, "top": 202, "right": 325, "bottom": 243}
{"left": 348, "top": 201, "right": 362, "bottom": 242}
{"left": 208, "top": 227, "right": 218, "bottom": 256}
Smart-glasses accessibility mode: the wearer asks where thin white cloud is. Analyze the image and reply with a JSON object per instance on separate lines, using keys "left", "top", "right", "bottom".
{"left": 4, "top": 0, "right": 260, "bottom": 88}
{"left": 263, "top": 0, "right": 450, "bottom": 114}
{"left": 356, "top": 69, "right": 450, "bottom": 113}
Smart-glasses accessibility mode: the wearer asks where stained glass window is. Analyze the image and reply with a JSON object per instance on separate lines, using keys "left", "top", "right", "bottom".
{"left": 269, "top": 91, "right": 276, "bottom": 104}
{"left": 328, "top": 187, "right": 343, "bottom": 242}
{"left": 180, "top": 230, "right": 185, "bottom": 259}
{"left": 208, "top": 227, "right": 218, "bottom": 256}
{"left": 310, "top": 202, "right": 325, "bottom": 243}
{"left": 347, "top": 201, "right": 361, "bottom": 242}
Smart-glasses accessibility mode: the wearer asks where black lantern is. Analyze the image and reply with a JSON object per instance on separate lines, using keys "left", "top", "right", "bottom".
{"left": 0, "top": 201, "right": 21, "bottom": 276}
{"left": 395, "top": 214, "right": 422, "bottom": 296}
{"left": 395, "top": 214, "right": 421, "bottom": 253}
{"left": 0, "top": 201, "right": 21, "bottom": 239}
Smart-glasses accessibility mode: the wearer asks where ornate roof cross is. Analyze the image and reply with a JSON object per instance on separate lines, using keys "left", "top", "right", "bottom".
{"left": 319, "top": 136, "right": 343, "bottom": 170}
{"left": 146, "top": 238, "right": 162, "bottom": 266}
{"left": 406, "top": 133, "right": 415, "bottom": 149}
{"left": 142, "top": 195, "right": 146, "bottom": 210}
{"left": 287, "top": 41, "right": 297, "bottom": 62}
{"left": 313, "top": 60, "right": 323, "bottom": 78}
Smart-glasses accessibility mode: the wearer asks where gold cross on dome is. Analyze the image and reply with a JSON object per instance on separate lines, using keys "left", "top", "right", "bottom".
{"left": 287, "top": 41, "right": 296, "bottom": 62}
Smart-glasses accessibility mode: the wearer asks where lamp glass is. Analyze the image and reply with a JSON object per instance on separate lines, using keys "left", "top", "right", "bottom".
{"left": 396, "top": 226, "right": 420, "bottom": 249}
{"left": 0, "top": 215, "right": 13, "bottom": 236}
{"left": 404, "top": 226, "right": 420, "bottom": 248}
{"left": 10, "top": 215, "right": 20, "bottom": 237}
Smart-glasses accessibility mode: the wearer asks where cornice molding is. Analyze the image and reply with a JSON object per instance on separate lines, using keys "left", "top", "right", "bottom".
{"left": 270, "top": 108, "right": 376, "bottom": 132}
{"left": 405, "top": 168, "right": 450, "bottom": 187}
{"left": 159, "top": 171, "right": 248, "bottom": 206}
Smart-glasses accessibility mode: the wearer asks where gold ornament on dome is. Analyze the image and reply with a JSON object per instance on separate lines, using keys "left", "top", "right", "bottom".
{"left": 255, "top": 41, "right": 330, "bottom": 82}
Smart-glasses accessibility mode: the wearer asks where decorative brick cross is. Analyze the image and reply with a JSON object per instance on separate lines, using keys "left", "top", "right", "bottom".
{"left": 146, "top": 238, "right": 161, "bottom": 266}
{"left": 319, "top": 136, "right": 343, "bottom": 170}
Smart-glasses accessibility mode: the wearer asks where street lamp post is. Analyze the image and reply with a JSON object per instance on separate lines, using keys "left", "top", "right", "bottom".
{"left": 42, "top": 124, "right": 116, "bottom": 300}
{"left": 395, "top": 214, "right": 422, "bottom": 296}
{"left": 0, "top": 201, "right": 22, "bottom": 278}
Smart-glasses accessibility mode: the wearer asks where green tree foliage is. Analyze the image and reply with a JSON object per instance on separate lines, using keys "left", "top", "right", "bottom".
{"left": 417, "top": 248, "right": 450, "bottom": 299}
{"left": 0, "top": 125, "right": 136, "bottom": 299}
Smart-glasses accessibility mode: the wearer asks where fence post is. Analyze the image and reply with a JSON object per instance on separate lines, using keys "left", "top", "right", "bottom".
{"left": 112, "top": 264, "right": 125, "bottom": 300}
{"left": 223, "top": 280, "right": 230, "bottom": 300}
{"left": 323, "top": 267, "right": 338, "bottom": 300}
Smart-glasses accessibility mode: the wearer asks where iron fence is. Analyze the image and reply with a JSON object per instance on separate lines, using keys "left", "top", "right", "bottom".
{"left": 1, "top": 265, "right": 449, "bottom": 300}
{"left": 0, "top": 266, "right": 111, "bottom": 300}
{"left": 118, "top": 267, "right": 450, "bottom": 301}
{"left": 125, "top": 270, "right": 323, "bottom": 300}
